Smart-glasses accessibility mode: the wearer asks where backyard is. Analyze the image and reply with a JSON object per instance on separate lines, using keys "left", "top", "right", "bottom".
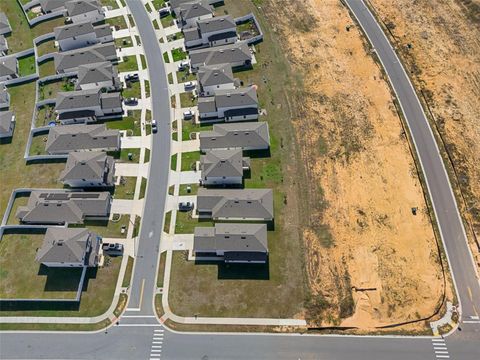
{"left": 39, "top": 78, "right": 75, "bottom": 100}
{"left": 18, "top": 55, "right": 36, "bottom": 77}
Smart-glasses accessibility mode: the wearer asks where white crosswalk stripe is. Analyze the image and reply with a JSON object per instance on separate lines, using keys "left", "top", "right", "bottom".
{"left": 431, "top": 339, "right": 450, "bottom": 359}
{"left": 149, "top": 329, "right": 164, "bottom": 359}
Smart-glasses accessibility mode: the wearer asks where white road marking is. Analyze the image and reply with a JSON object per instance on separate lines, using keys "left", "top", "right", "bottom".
{"left": 434, "top": 347, "right": 448, "bottom": 350}
{"left": 431, "top": 338, "right": 445, "bottom": 342}
{"left": 436, "top": 356, "right": 450, "bottom": 359}
{"left": 122, "top": 315, "right": 156, "bottom": 318}
{"left": 117, "top": 324, "right": 162, "bottom": 327}
{"left": 435, "top": 351, "right": 449, "bottom": 354}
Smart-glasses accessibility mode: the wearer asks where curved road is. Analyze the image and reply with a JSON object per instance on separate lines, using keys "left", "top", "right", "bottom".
{"left": 0, "top": 1, "right": 478, "bottom": 359}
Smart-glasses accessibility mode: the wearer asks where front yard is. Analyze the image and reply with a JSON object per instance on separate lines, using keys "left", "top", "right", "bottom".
{"left": 106, "top": 111, "right": 142, "bottom": 136}
{"left": 179, "top": 92, "right": 196, "bottom": 108}
{"left": 181, "top": 151, "right": 200, "bottom": 171}
{"left": 117, "top": 56, "right": 139, "bottom": 72}
{"left": 107, "top": 16, "right": 128, "bottom": 30}
{"left": 174, "top": 211, "right": 213, "bottom": 234}
{"left": 113, "top": 176, "right": 137, "bottom": 200}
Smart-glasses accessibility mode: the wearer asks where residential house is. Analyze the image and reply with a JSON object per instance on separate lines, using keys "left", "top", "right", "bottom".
{"left": 55, "top": 89, "right": 122, "bottom": 124}
{"left": 75, "top": 61, "right": 121, "bottom": 91}
{"left": 174, "top": 1, "right": 213, "bottom": 28}
{"left": 0, "top": 111, "right": 15, "bottom": 138}
{"left": 36, "top": 228, "right": 102, "bottom": 267}
{"left": 0, "top": 12, "right": 12, "bottom": 35}
{"left": 54, "top": 22, "right": 112, "bottom": 51}
{"left": 200, "top": 148, "right": 249, "bottom": 186}
{"left": 66, "top": 0, "right": 105, "bottom": 24}
{"left": 39, "top": 0, "right": 69, "bottom": 13}
{"left": 184, "top": 15, "right": 237, "bottom": 48}
{"left": 196, "top": 188, "right": 274, "bottom": 221}
{"left": 189, "top": 42, "right": 252, "bottom": 72}
{"left": 55, "top": 43, "right": 117, "bottom": 73}
{"left": 0, "top": 56, "right": 18, "bottom": 82}
{"left": 193, "top": 223, "right": 268, "bottom": 263}
{"left": 16, "top": 190, "right": 112, "bottom": 225}
{"left": 199, "top": 121, "right": 270, "bottom": 151}
{"left": 59, "top": 151, "right": 115, "bottom": 187}
{"left": 0, "top": 83, "right": 10, "bottom": 109}
{"left": 198, "top": 86, "right": 258, "bottom": 122}
{"left": 0, "top": 35, "right": 8, "bottom": 56}
{"left": 197, "top": 63, "right": 235, "bottom": 96}
{"left": 46, "top": 124, "right": 120, "bottom": 154}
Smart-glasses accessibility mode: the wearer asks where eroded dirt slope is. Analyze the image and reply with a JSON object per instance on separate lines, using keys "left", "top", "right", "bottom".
{"left": 369, "top": 0, "right": 480, "bottom": 273}
{"left": 260, "top": 0, "right": 447, "bottom": 328}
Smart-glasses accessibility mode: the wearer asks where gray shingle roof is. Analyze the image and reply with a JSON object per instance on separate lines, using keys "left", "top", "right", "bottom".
{"left": 94, "top": 24, "right": 112, "bottom": 38}
{"left": 54, "top": 43, "right": 117, "bottom": 72}
{"left": 46, "top": 124, "right": 120, "bottom": 153}
{"left": 194, "top": 223, "right": 268, "bottom": 253}
{"left": 39, "top": 0, "right": 68, "bottom": 12}
{"left": 200, "top": 148, "right": 246, "bottom": 179}
{"left": 197, "top": 96, "right": 216, "bottom": 113}
{"left": 76, "top": 61, "right": 118, "bottom": 88}
{"left": 16, "top": 190, "right": 111, "bottom": 224}
{"left": 36, "top": 227, "right": 100, "bottom": 266}
{"left": 56, "top": 89, "right": 100, "bottom": 110}
{"left": 59, "top": 151, "right": 114, "bottom": 184}
{"left": 0, "top": 56, "right": 17, "bottom": 77}
{"left": 197, "top": 188, "right": 274, "bottom": 220}
{"left": 0, "top": 83, "right": 9, "bottom": 106}
{"left": 189, "top": 42, "right": 251, "bottom": 68}
{"left": 66, "top": 0, "right": 101, "bottom": 17}
{"left": 54, "top": 21, "right": 95, "bottom": 40}
{"left": 215, "top": 86, "right": 258, "bottom": 108}
{"left": 179, "top": 1, "right": 213, "bottom": 20}
{"left": 199, "top": 121, "right": 270, "bottom": 151}
{"left": 0, "top": 111, "right": 14, "bottom": 134}
{"left": 197, "top": 15, "right": 235, "bottom": 34}
{"left": 0, "top": 12, "right": 11, "bottom": 35}
{"left": 0, "top": 35, "right": 7, "bottom": 53}
{"left": 100, "top": 92, "right": 122, "bottom": 110}
{"left": 197, "top": 63, "right": 234, "bottom": 87}
{"left": 183, "top": 27, "right": 201, "bottom": 42}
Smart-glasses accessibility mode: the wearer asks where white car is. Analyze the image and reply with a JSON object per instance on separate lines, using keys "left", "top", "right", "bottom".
{"left": 184, "top": 81, "right": 195, "bottom": 90}
{"left": 183, "top": 110, "right": 194, "bottom": 120}
{"left": 178, "top": 60, "right": 189, "bottom": 70}
{"left": 151, "top": 119, "right": 157, "bottom": 133}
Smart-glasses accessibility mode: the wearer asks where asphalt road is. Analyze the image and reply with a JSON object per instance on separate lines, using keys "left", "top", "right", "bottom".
{"left": 0, "top": 1, "right": 478, "bottom": 360}
{"left": 123, "top": 0, "right": 171, "bottom": 316}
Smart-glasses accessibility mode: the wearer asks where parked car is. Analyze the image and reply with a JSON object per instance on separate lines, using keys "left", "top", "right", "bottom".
{"left": 184, "top": 81, "right": 195, "bottom": 90}
{"left": 151, "top": 119, "right": 158, "bottom": 133}
{"left": 102, "top": 243, "right": 124, "bottom": 256}
{"left": 178, "top": 60, "right": 189, "bottom": 71}
{"left": 124, "top": 73, "right": 139, "bottom": 82}
{"left": 183, "top": 110, "right": 194, "bottom": 120}
{"left": 179, "top": 202, "right": 194, "bottom": 211}
{"left": 124, "top": 97, "right": 138, "bottom": 105}
{"left": 159, "top": 7, "right": 170, "bottom": 17}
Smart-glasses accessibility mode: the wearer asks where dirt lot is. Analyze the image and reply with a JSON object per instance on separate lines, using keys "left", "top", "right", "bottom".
{"left": 368, "top": 0, "right": 480, "bottom": 273}
{"left": 254, "top": 0, "right": 449, "bottom": 329}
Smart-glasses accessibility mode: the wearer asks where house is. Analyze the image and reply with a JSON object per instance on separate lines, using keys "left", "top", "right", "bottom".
{"left": 0, "top": 83, "right": 10, "bottom": 109}
{"left": 0, "top": 111, "right": 15, "bottom": 138}
{"left": 55, "top": 43, "right": 117, "bottom": 73}
{"left": 197, "top": 63, "right": 235, "bottom": 96}
{"left": 39, "top": 0, "right": 69, "bottom": 13}
{"left": 189, "top": 42, "right": 252, "bottom": 72}
{"left": 75, "top": 61, "right": 121, "bottom": 91}
{"left": 0, "top": 56, "right": 18, "bottom": 82}
{"left": 66, "top": 0, "right": 105, "bottom": 24}
{"left": 184, "top": 15, "right": 237, "bottom": 48}
{"left": 59, "top": 151, "right": 115, "bottom": 187}
{"left": 198, "top": 86, "right": 258, "bottom": 122}
{"left": 193, "top": 223, "right": 268, "bottom": 263}
{"left": 0, "top": 12, "right": 12, "bottom": 35}
{"left": 54, "top": 22, "right": 112, "bottom": 51}
{"left": 0, "top": 35, "right": 8, "bottom": 56}
{"left": 16, "top": 190, "right": 111, "bottom": 225}
{"left": 200, "top": 148, "right": 249, "bottom": 186}
{"left": 36, "top": 228, "right": 102, "bottom": 267}
{"left": 196, "top": 188, "right": 274, "bottom": 221}
{"left": 199, "top": 121, "right": 270, "bottom": 151}
{"left": 55, "top": 89, "right": 122, "bottom": 124}
{"left": 46, "top": 124, "right": 120, "bottom": 154}
{"left": 175, "top": 1, "right": 213, "bottom": 28}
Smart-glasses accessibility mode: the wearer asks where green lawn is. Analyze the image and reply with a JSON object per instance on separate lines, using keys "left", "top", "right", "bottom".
{"left": 168, "top": 73, "right": 174, "bottom": 84}
{"left": 153, "top": 19, "right": 160, "bottom": 30}
{"left": 0, "top": 233, "right": 81, "bottom": 300}
{"left": 101, "top": 0, "right": 119, "bottom": 9}
{"left": 39, "top": 78, "right": 74, "bottom": 100}
{"left": 38, "top": 59, "right": 55, "bottom": 77}
{"left": 152, "top": 0, "right": 166, "bottom": 10}
{"left": 106, "top": 111, "right": 141, "bottom": 136}
{"left": 163, "top": 211, "right": 171, "bottom": 233}
{"left": 18, "top": 55, "right": 36, "bottom": 77}
{"left": 117, "top": 56, "right": 139, "bottom": 72}
{"left": 179, "top": 183, "right": 199, "bottom": 196}
{"left": 176, "top": 70, "right": 196, "bottom": 83}
{"left": 122, "top": 81, "right": 141, "bottom": 99}
{"left": 171, "top": 48, "right": 187, "bottom": 62}
{"left": 36, "top": 40, "right": 56, "bottom": 57}
{"left": 141, "top": 55, "right": 147, "bottom": 70}
{"left": 179, "top": 92, "right": 196, "bottom": 108}
{"left": 170, "top": 154, "right": 177, "bottom": 170}
{"left": 29, "top": 133, "right": 48, "bottom": 156}
{"left": 167, "top": 32, "right": 184, "bottom": 42}
{"left": 145, "top": 80, "right": 150, "bottom": 97}
{"left": 35, "top": 105, "right": 56, "bottom": 127}
{"left": 163, "top": 52, "right": 170, "bottom": 63}
{"left": 127, "top": 14, "right": 135, "bottom": 27}
{"left": 181, "top": 151, "right": 200, "bottom": 171}
{"left": 6, "top": 194, "right": 29, "bottom": 225}
{"left": 122, "top": 257, "right": 134, "bottom": 287}
{"left": 79, "top": 216, "right": 131, "bottom": 238}
{"left": 160, "top": 13, "right": 175, "bottom": 28}
{"left": 107, "top": 16, "right": 128, "bottom": 30}
{"left": 113, "top": 176, "right": 137, "bottom": 200}
{"left": 139, "top": 177, "right": 147, "bottom": 199}
{"left": 112, "top": 148, "right": 141, "bottom": 163}
{"left": 144, "top": 148, "right": 151, "bottom": 163}
{"left": 175, "top": 211, "right": 213, "bottom": 234}
{"left": 115, "top": 37, "right": 134, "bottom": 49}
{"left": 182, "top": 120, "right": 212, "bottom": 141}
{"left": 157, "top": 252, "right": 167, "bottom": 287}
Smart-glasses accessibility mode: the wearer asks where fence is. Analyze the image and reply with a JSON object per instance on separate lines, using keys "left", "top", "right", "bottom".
{"left": 235, "top": 13, "right": 264, "bottom": 45}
